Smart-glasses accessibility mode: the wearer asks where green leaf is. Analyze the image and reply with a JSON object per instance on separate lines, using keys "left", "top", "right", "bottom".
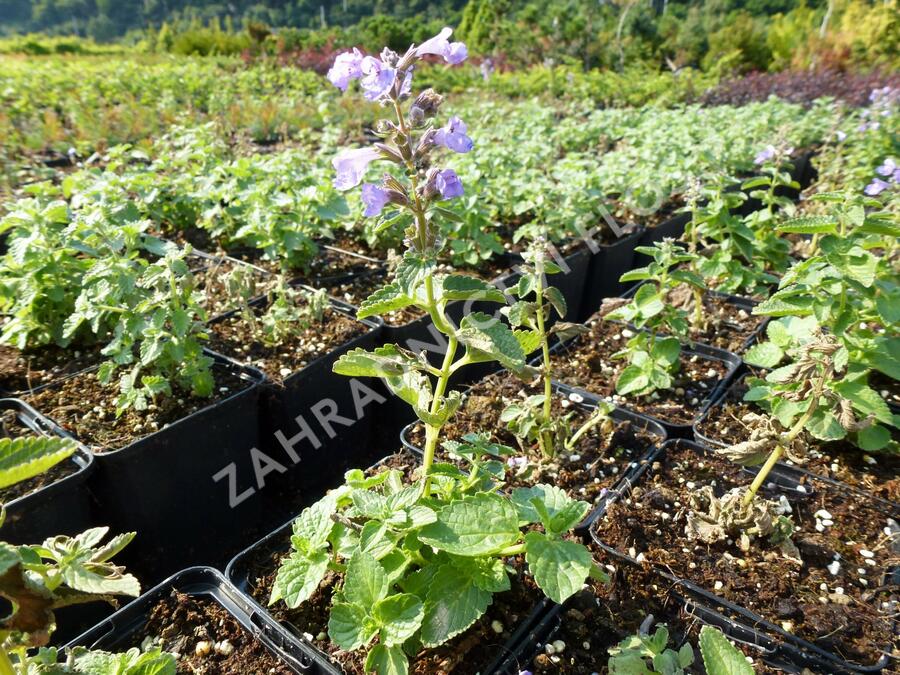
{"left": 857, "top": 424, "right": 890, "bottom": 451}
{"left": 333, "top": 345, "right": 419, "bottom": 378}
{"left": 699, "top": 626, "right": 754, "bottom": 675}
{"left": 511, "top": 484, "right": 589, "bottom": 533}
{"left": 394, "top": 253, "right": 435, "bottom": 297}
{"left": 71, "top": 647, "right": 177, "bottom": 675}
{"left": 328, "top": 602, "right": 375, "bottom": 651}
{"left": 513, "top": 329, "right": 542, "bottom": 355}
{"left": 345, "top": 552, "right": 389, "bottom": 608}
{"left": 457, "top": 312, "right": 527, "bottom": 372}
{"left": 373, "top": 593, "right": 424, "bottom": 646}
{"left": 420, "top": 564, "right": 492, "bottom": 647}
{"left": 743, "top": 342, "right": 783, "bottom": 369}
{"left": 441, "top": 275, "right": 506, "bottom": 304}
{"left": 358, "top": 283, "right": 415, "bottom": 319}
{"left": 753, "top": 295, "right": 813, "bottom": 317}
{"left": 270, "top": 550, "right": 329, "bottom": 608}
{"left": 776, "top": 216, "right": 838, "bottom": 235}
{"left": 0, "top": 436, "right": 77, "bottom": 491}
{"left": 449, "top": 555, "right": 511, "bottom": 593}
{"left": 418, "top": 493, "right": 520, "bottom": 556}
{"left": 833, "top": 380, "right": 893, "bottom": 425}
{"left": 365, "top": 644, "right": 409, "bottom": 675}
{"left": 616, "top": 365, "right": 650, "bottom": 396}
{"left": 293, "top": 492, "right": 338, "bottom": 550}
{"left": 524, "top": 532, "right": 592, "bottom": 604}
{"left": 806, "top": 409, "right": 846, "bottom": 441}
{"left": 543, "top": 286, "right": 567, "bottom": 318}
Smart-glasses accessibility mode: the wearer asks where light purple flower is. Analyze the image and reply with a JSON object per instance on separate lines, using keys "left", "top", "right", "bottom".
{"left": 435, "top": 169, "right": 464, "bottom": 199}
{"left": 754, "top": 145, "right": 776, "bottom": 165}
{"left": 360, "top": 56, "right": 396, "bottom": 101}
{"left": 326, "top": 48, "right": 364, "bottom": 91}
{"left": 507, "top": 456, "right": 528, "bottom": 470}
{"left": 361, "top": 183, "right": 391, "bottom": 217}
{"left": 864, "top": 178, "right": 890, "bottom": 196}
{"left": 434, "top": 116, "right": 473, "bottom": 153}
{"left": 876, "top": 158, "right": 897, "bottom": 177}
{"left": 333, "top": 147, "right": 381, "bottom": 191}
{"left": 399, "top": 68, "right": 413, "bottom": 98}
{"left": 416, "top": 27, "right": 468, "bottom": 64}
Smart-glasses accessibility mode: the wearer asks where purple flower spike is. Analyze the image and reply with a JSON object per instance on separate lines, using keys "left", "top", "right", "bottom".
{"left": 436, "top": 169, "right": 464, "bottom": 199}
{"left": 416, "top": 27, "right": 468, "bottom": 64}
{"left": 864, "top": 178, "right": 890, "bottom": 196}
{"left": 876, "top": 158, "right": 897, "bottom": 177}
{"left": 360, "top": 56, "right": 396, "bottom": 101}
{"left": 327, "top": 48, "right": 364, "bottom": 91}
{"left": 434, "top": 116, "right": 474, "bottom": 153}
{"left": 361, "top": 183, "right": 391, "bottom": 217}
{"left": 333, "top": 147, "right": 381, "bottom": 191}
{"left": 754, "top": 145, "right": 776, "bottom": 165}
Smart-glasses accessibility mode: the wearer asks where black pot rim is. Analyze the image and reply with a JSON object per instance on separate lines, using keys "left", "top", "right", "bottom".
{"left": 0, "top": 397, "right": 93, "bottom": 509}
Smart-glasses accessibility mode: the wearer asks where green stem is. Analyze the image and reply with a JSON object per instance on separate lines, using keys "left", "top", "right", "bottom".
{"left": 498, "top": 543, "right": 526, "bottom": 557}
{"left": 743, "top": 383, "right": 822, "bottom": 506}
{"left": 565, "top": 408, "right": 608, "bottom": 452}
{"left": 534, "top": 265, "right": 552, "bottom": 425}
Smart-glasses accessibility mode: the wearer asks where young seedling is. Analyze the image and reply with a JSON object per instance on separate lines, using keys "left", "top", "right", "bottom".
{"left": 606, "top": 238, "right": 703, "bottom": 397}
{"left": 272, "top": 30, "right": 607, "bottom": 675}
{"left": 499, "top": 238, "right": 611, "bottom": 459}
{"left": 258, "top": 282, "right": 329, "bottom": 347}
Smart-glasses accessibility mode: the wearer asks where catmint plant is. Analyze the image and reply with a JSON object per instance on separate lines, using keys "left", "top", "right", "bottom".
{"left": 499, "top": 239, "right": 612, "bottom": 459}
{"left": 271, "top": 30, "right": 605, "bottom": 675}
{"left": 606, "top": 239, "right": 704, "bottom": 397}
{"left": 743, "top": 140, "right": 799, "bottom": 233}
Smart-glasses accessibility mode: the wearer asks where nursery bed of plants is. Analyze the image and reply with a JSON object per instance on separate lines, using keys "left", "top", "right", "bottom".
{"left": 0, "top": 27, "right": 898, "bottom": 675}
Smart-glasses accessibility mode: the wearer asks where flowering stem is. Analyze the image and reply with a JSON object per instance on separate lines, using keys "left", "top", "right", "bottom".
{"left": 534, "top": 257, "right": 552, "bottom": 425}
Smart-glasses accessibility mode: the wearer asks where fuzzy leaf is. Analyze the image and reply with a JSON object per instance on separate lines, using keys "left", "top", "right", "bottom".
{"left": 374, "top": 593, "right": 424, "bottom": 646}
{"left": 0, "top": 436, "right": 77, "bottom": 491}
{"left": 511, "top": 484, "right": 589, "bottom": 533}
{"left": 441, "top": 275, "right": 506, "bottom": 304}
{"left": 358, "top": 283, "right": 415, "bottom": 319}
{"left": 418, "top": 493, "right": 520, "bottom": 556}
{"left": 270, "top": 550, "right": 329, "bottom": 608}
{"left": 420, "top": 564, "right": 492, "bottom": 647}
{"left": 365, "top": 644, "right": 408, "bottom": 675}
{"left": 743, "top": 342, "right": 783, "bottom": 369}
{"left": 699, "top": 626, "right": 754, "bottom": 675}
{"left": 457, "top": 312, "right": 526, "bottom": 372}
{"left": 328, "top": 602, "right": 375, "bottom": 651}
{"left": 524, "top": 532, "right": 592, "bottom": 604}
{"left": 776, "top": 216, "right": 838, "bottom": 235}
{"left": 543, "top": 286, "right": 567, "bottom": 318}
{"left": 344, "top": 552, "right": 389, "bottom": 608}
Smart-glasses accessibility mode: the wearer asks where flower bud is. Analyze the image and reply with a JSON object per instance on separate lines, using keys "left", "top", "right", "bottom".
{"left": 414, "top": 88, "right": 443, "bottom": 117}
{"left": 380, "top": 47, "right": 400, "bottom": 67}
{"left": 409, "top": 106, "right": 426, "bottom": 127}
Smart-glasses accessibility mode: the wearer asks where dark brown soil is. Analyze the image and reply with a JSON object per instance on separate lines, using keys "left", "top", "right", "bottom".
{"left": 0, "top": 343, "right": 102, "bottom": 395}
{"left": 0, "top": 408, "right": 79, "bottom": 503}
{"left": 553, "top": 321, "right": 730, "bottom": 425}
{"left": 138, "top": 590, "right": 293, "bottom": 674}
{"left": 24, "top": 366, "right": 251, "bottom": 452}
{"left": 593, "top": 442, "right": 898, "bottom": 667}
{"left": 696, "top": 380, "right": 900, "bottom": 505}
{"left": 528, "top": 564, "right": 781, "bottom": 674}
{"left": 406, "top": 372, "right": 662, "bottom": 505}
{"left": 680, "top": 292, "right": 765, "bottom": 354}
{"left": 871, "top": 371, "right": 900, "bottom": 413}
{"left": 207, "top": 306, "right": 366, "bottom": 383}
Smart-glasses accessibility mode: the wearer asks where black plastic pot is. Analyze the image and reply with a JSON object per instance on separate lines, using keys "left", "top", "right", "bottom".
{"left": 399, "top": 391, "right": 668, "bottom": 536}
{"left": 637, "top": 212, "right": 690, "bottom": 251}
{"left": 27, "top": 354, "right": 267, "bottom": 585}
{"left": 215, "top": 294, "right": 393, "bottom": 521}
{"left": 578, "top": 225, "right": 646, "bottom": 321}
{"left": 68, "top": 566, "right": 307, "bottom": 673}
{"left": 620, "top": 282, "right": 769, "bottom": 356}
{"left": 548, "top": 330, "right": 742, "bottom": 438}
{"left": 591, "top": 439, "right": 899, "bottom": 674}
{"left": 0, "top": 398, "right": 94, "bottom": 544}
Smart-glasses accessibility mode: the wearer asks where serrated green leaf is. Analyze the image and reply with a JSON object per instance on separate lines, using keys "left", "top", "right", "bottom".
{"left": 457, "top": 312, "right": 526, "bottom": 372}
{"left": 543, "top": 286, "right": 567, "bottom": 318}
{"left": 441, "top": 275, "right": 506, "bottom": 304}
{"left": 511, "top": 484, "right": 589, "bottom": 533}
{"left": 270, "top": 550, "right": 329, "bottom": 608}
{"left": 833, "top": 381, "right": 893, "bottom": 425}
{"left": 806, "top": 409, "right": 846, "bottom": 441}
{"left": 449, "top": 555, "right": 511, "bottom": 593}
{"left": 328, "top": 602, "right": 375, "bottom": 651}
{"left": 524, "top": 532, "right": 592, "bottom": 604}
{"left": 0, "top": 436, "right": 77, "bottom": 491}
{"left": 418, "top": 493, "right": 520, "bottom": 556}
{"left": 699, "top": 626, "right": 754, "bottom": 675}
{"left": 374, "top": 593, "right": 424, "bottom": 646}
{"left": 776, "top": 216, "right": 838, "bottom": 235}
{"left": 358, "top": 283, "right": 415, "bottom": 319}
{"left": 513, "top": 328, "right": 542, "bottom": 355}
{"left": 420, "top": 564, "right": 492, "bottom": 647}
{"left": 345, "top": 551, "right": 389, "bottom": 608}
{"left": 365, "top": 643, "right": 409, "bottom": 675}
{"left": 744, "top": 342, "right": 783, "bottom": 369}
